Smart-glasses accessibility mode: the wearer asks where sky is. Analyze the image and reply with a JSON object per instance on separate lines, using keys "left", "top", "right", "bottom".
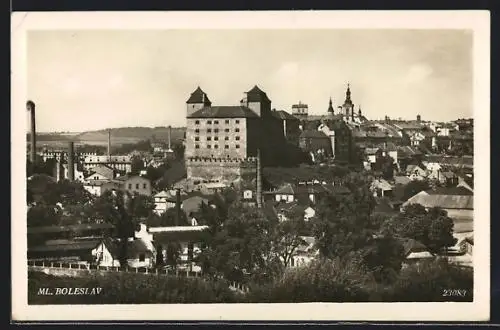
{"left": 27, "top": 29, "right": 473, "bottom": 132}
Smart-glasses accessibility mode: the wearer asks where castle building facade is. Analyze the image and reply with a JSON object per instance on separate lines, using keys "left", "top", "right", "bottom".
{"left": 185, "top": 85, "right": 288, "bottom": 184}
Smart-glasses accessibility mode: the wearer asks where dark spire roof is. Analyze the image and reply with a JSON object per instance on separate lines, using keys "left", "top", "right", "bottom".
{"left": 246, "top": 85, "right": 270, "bottom": 102}
{"left": 327, "top": 97, "right": 334, "bottom": 113}
{"left": 358, "top": 105, "right": 362, "bottom": 116}
{"left": 186, "top": 87, "right": 211, "bottom": 104}
{"left": 344, "top": 83, "right": 353, "bottom": 105}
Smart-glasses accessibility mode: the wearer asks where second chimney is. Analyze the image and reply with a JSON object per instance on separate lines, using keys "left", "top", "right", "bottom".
{"left": 107, "top": 129, "right": 111, "bottom": 159}
{"left": 175, "top": 188, "right": 182, "bottom": 226}
{"left": 67, "top": 141, "right": 75, "bottom": 181}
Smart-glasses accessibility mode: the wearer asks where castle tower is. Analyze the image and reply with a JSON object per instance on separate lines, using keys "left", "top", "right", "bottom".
{"left": 186, "top": 86, "right": 211, "bottom": 117}
{"left": 245, "top": 85, "right": 271, "bottom": 117}
{"left": 292, "top": 101, "right": 309, "bottom": 119}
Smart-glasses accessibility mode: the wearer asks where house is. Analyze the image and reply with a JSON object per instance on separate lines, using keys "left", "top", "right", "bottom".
{"left": 265, "top": 183, "right": 329, "bottom": 205}
{"left": 394, "top": 175, "right": 411, "bottom": 186}
{"left": 370, "top": 178, "right": 393, "bottom": 197}
{"left": 92, "top": 238, "right": 121, "bottom": 267}
{"left": 28, "top": 238, "right": 104, "bottom": 263}
{"left": 147, "top": 225, "right": 210, "bottom": 272}
{"left": 405, "top": 164, "right": 427, "bottom": 181}
{"left": 27, "top": 223, "right": 115, "bottom": 247}
{"left": 402, "top": 188, "right": 473, "bottom": 227}
{"left": 274, "top": 202, "right": 316, "bottom": 222}
{"left": 459, "top": 236, "right": 473, "bottom": 256}
{"left": 83, "top": 155, "right": 132, "bottom": 173}
{"left": 83, "top": 180, "right": 122, "bottom": 197}
{"left": 84, "top": 164, "right": 116, "bottom": 181}
{"left": 299, "top": 130, "right": 332, "bottom": 156}
{"left": 118, "top": 175, "right": 152, "bottom": 196}
{"left": 126, "top": 238, "right": 156, "bottom": 268}
{"left": 290, "top": 236, "right": 318, "bottom": 268}
{"left": 401, "top": 238, "right": 434, "bottom": 266}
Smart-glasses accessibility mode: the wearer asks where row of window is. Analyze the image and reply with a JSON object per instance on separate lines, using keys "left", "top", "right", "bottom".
{"left": 128, "top": 183, "right": 148, "bottom": 190}
{"left": 194, "top": 128, "right": 240, "bottom": 133}
{"left": 195, "top": 136, "right": 240, "bottom": 141}
{"left": 195, "top": 120, "right": 240, "bottom": 125}
{"left": 195, "top": 144, "right": 240, "bottom": 149}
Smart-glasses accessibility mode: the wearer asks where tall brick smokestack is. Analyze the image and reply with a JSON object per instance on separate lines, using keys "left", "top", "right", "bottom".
{"left": 168, "top": 125, "right": 172, "bottom": 151}
{"left": 175, "top": 188, "right": 181, "bottom": 226}
{"left": 256, "top": 149, "right": 263, "bottom": 208}
{"left": 107, "top": 129, "right": 111, "bottom": 159}
{"left": 67, "top": 141, "right": 75, "bottom": 181}
{"left": 26, "top": 100, "right": 36, "bottom": 167}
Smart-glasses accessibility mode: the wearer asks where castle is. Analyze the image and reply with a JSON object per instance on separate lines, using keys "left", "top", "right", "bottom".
{"left": 184, "top": 85, "right": 289, "bottom": 185}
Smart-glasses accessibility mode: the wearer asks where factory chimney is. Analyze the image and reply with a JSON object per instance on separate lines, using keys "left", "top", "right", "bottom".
{"left": 256, "top": 149, "right": 263, "bottom": 208}
{"left": 175, "top": 188, "right": 182, "bottom": 226}
{"left": 107, "top": 129, "right": 111, "bottom": 160}
{"left": 167, "top": 125, "right": 173, "bottom": 152}
{"left": 26, "top": 100, "right": 36, "bottom": 169}
{"left": 67, "top": 141, "right": 75, "bottom": 181}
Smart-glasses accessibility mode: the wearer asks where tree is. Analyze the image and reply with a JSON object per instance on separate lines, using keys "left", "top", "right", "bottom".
{"left": 373, "top": 155, "right": 395, "bottom": 180}
{"left": 130, "top": 156, "right": 145, "bottom": 175}
{"left": 383, "top": 204, "right": 457, "bottom": 254}
{"left": 91, "top": 190, "right": 137, "bottom": 266}
{"left": 270, "top": 218, "right": 306, "bottom": 268}
{"left": 401, "top": 179, "right": 430, "bottom": 202}
{"left": 27, "top": 203, "right": 60, "bottom": 227}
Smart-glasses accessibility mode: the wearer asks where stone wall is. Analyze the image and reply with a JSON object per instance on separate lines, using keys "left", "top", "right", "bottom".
{"left": 186, "top": 157, "right": 257, "bottom": 184}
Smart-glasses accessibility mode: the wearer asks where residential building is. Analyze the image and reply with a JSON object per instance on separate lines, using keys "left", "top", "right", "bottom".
{"left": 83, "top": 155, "right": 132, "bottom": 173}
{"left": 83, "top": 180, "right": 122, "bottom": 197}
{"left": 291, "top": 101, "right": 309, "bottom": 120}
{"left": 117, "top": 175, "right": 152, "bottom": 196}
{"left": 406, "top": 164, "right": 427, "bottom": 181}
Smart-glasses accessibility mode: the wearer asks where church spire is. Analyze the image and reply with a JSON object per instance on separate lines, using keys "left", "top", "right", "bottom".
{"left": 358, "top": 105, "right": 362, "bottom": 117}
{"left": 344, "top": 83, "right": 352, "bottom": 105}
{"left": 327, "top": 97, "right": 334, "bottom": 113}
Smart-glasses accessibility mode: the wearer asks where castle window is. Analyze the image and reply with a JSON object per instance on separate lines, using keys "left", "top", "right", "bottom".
{"left": 214, "top": 120, "right": 219, "bottom": 124}
{"left": 136, "top": 183, "right": 139, "bottom": 189}
{"left": 235, "top": 128, "right": 240, "bottom": 132}
{"left": 128, "top": 184, "right": 132, "bottom": 189}
{"left": 225, "top": 120, "right": 230, "bottom": 124}
{"left": 207, "top": 120, "right": 212, "bottom": 124}
{"left": 207, "top": 145, "right": 212, "bottom": 149}
{"left": 225, "top": 145, "right": 229, "bottom": 149}
{"left": 143, "top": 183, "right": 147, "bottom": 189}
{"left": 207, "top": 129, "right": 212, "bottom": 133}
{"left": 207, "top": 137, "right": 212, "bottom": 141}
{"left": 195, "top": 144, "right": 200, "bottom": 149}
{"left": 214, "top": 137, "right": 219, "bottom": 141}
{"left": 195, "top": 129, "right": 199, "bottom": 133}
{"left": 214, "top": 129, "right": 219, "bottom": 133}
{"left": 236, "top": 136, "right": 240, "bottom": 141}
{"left": 236, "top": 145, "right": 240, "bottom": 149}
{"left": 195, "top": 120, "right": 200, "bottom": 125}
{"left": 225, "top": 137, "right": 229, "bottom": 141}
{"left": 195, "top": 137, "right": 199, "bottom": 141}
{"left": 214, "top": 145, "right": 219, "bottom": 149}
{"left": 225, "top": 128, "right": 230, "bottom": 133}
{"left": 236, "top": 120, "right": 240, "bottom": 124}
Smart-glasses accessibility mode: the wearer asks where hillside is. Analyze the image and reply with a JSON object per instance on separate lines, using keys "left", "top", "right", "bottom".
{"left": 29, "top": 126, "right": 187, "bottom": 147}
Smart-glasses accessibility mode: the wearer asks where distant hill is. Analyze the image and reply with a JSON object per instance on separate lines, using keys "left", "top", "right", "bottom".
{"left": 29, "top": 126, "right": 186, "bottom": 147}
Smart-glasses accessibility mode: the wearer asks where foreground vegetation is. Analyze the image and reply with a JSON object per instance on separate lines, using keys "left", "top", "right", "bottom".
{"left": 29, "top": 257, "right": 472, "bottom": 304}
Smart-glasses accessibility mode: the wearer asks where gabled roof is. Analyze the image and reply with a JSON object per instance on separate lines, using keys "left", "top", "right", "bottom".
{"left": 272, "top": 110, "right": 298, "bottom": 120}
{"left": 403, "top": 190, "right": 473, "bottom": 209}
{"left": 299, "top": 130, "right": 329, "bottom": 139}
{"left": 187, "top": 106, "right": 259, "bottom": 118}
{"left": 394, "top": 175, "right": 411, "bottom": 185}
{"left": 371, "top": 178, "right": 393, "bottom": 191}
{"left": 406, "top": 164, "right": 425, "bottom": 173}
{"left": 273, "top": 183, "right": 296, "bottom": 195}
{"left": 28, "top": 239, "right": 102, "bottom": 253}
{"left": 399, "top": 238, "right": 431, "bottom": 256}
{"left": 28, "top": 223, "right": 115, "bottom": 234}
{"left": 186, "top": 87, "right": 211, "bottom": 104}
{"left": 87, "top": 164, "right": 115, "bottom": 180}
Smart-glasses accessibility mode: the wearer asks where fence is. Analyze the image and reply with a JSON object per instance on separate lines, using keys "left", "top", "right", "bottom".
{"left": 27, "top": 260, "right": 250, "bottom": 293}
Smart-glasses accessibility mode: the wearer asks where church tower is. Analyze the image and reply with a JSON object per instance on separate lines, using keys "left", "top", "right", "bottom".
{"left": 186, "top": 87, "right": 211, "bottom": 117}
{"left": 341, "top": 83, "right": 355, "bottom": 122}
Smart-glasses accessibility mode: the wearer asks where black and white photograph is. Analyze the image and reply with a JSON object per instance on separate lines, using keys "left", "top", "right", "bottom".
{"left": 11, "top": 11, "right": 490, "bottom": 321}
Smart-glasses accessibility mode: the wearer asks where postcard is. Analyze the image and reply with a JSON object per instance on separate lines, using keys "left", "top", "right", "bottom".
{"left": 11, "top": 10, "right": 490, "bottom": 321}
